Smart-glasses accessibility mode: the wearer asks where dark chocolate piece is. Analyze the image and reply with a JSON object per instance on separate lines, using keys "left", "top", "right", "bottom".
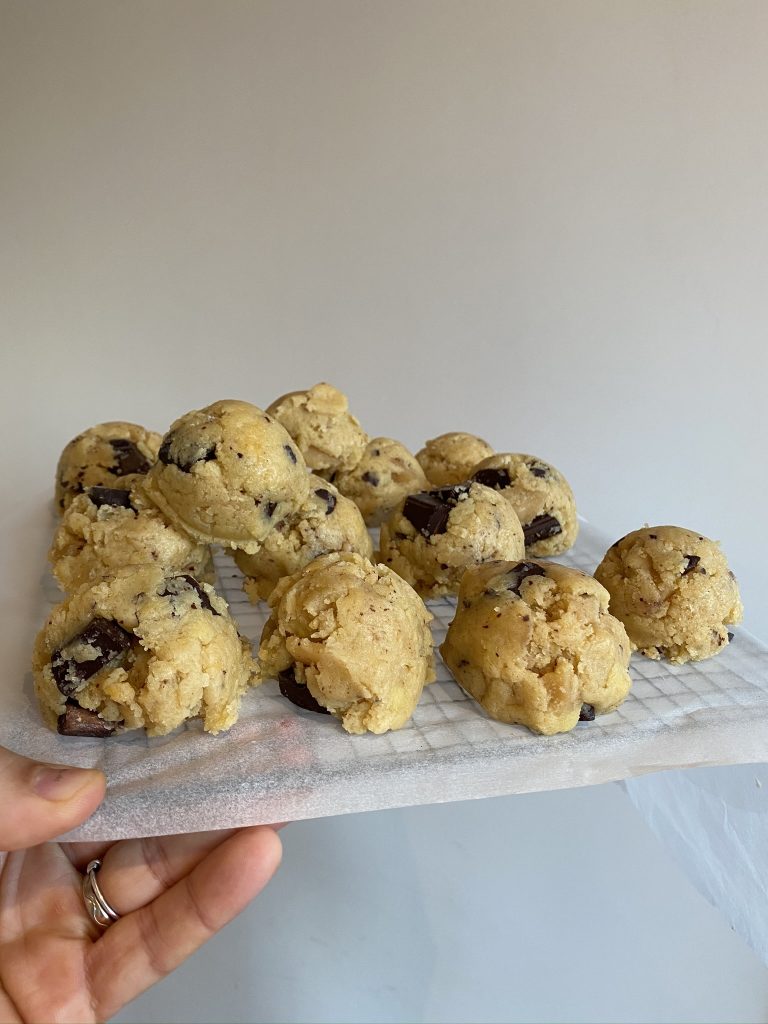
{"left": 579, "top": 703, "right": 596, "bottom": 722}
{"left": 278, "top": 668, "right": 331, "bottom": 715}
{"left": 473, "top": 467, "right": 511, "bottom": 490}
{"left": 159, "top": 574, "right": 220, "bottom": 615}
{"left": 109, "top": 438, "right": 152, "bottom": 476}
{"left": 57, "top": 702, "right": 117, "bottom": 737}
{"left": 265, "top": 500, "right": 278, "bottom": 518}
{"left": 88, "top": 486, "right": 134, "bottom": 510}
{"left": 527, "top": 462, "right": 549, "bottom": 478}
{"left": 314, "top": 488, "right": 337, "bottom": 515}
{"left": 361, "top": 471, "right": 380, "bottom": 487}
{"left": 523, "top": 514, "right": 562, "bottom": 546}
{"left": 158, "top": 434, "right": 217, "bottom": 473}
{"left": 402, "top": 484, "right": 471, "bottom": 539}
{"left": 51, "top": 618, "right": 134, "bottom": 696}
{"left": 504, "top": 561, "right": 547, "bottom": 597}
{"left": 682, "top": 554, "right": 701, "bottom": 575}
{"left": 284, "top": 444, "right": 298, "bottom": 463}
{"left": 728, "top": 631, "right": 735, "bottom": 642}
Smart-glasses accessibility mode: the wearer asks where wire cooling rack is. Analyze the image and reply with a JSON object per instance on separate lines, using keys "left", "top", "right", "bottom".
{"left": 19, "top": 519, "right": 768, "bottom": 841}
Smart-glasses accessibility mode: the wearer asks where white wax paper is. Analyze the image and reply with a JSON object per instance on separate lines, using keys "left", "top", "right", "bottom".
{"left": 1, "top": 519, "right": 766, "bottom": 843}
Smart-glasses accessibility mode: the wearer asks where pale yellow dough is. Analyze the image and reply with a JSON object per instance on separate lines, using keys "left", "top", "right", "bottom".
{"left": 416, "top": 432, "right": 494, "bottom": 486}
{"left": 259, "top": 552, "right": 435, "bottom": 734}
{"left": 234, "top": 476, "right": 373, "bottom": 601}
{"left": 33, "top": 567, "right": 257, "bottom": 737}
{"left": 49, "top": 483, "right": 213, "bottom": 593}
{"left": 441, "top": 559, "right": 632, "bottom": 735}
{"left": 143, "top": 399, "right": 310, "bottom": 553}
{"left": 594, "top": 526, "right": 743, "bottom": 664}
{"left": 267, "top": 382, "right": 368, "bottom": 477}
{"left": 378, "top": 483, "right": 524, "bottom": 599}
{"left": 55, "top": 421, "right": 161, "bottom": 514}
{"left": 334, "top": 437, "right": 429, "bottom": 526}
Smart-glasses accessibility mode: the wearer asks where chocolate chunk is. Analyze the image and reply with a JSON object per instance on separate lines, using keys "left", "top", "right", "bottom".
{"left": 109, "top": 438, "right": 152, "bottom": 476}
{"left": 265, "top": 500, "right": 278, "bottom": 517}
{"left": 159, "top": 574, "right": 220, "bottom": 615}
{"left": 682, "top": 554, "right": 701, "bottom": 575}
{"left": 402, "top": 484, "right": 471, "bottom": 538}
{"left": 57, "top": 702, "right": 117, "bottom": 737}
{"left": 523, "top": 514, "right": 562, "bottom": 546}
{"left": 88, "top": 486, "right": 134, "bottom": 510}
{"left": 527, "top": 462, "right": 549, "bottom": 478}
{"left": 579, "top": 703, "right": 596, "bottom": 722}
{"left": 51, "top": 618, "right": 134, "bottom": 696}
{"left": 473, "top": 467, "right": 511, "bottom": 490}
{"left": 728, "top": 631, "right": 735, "bottom": 643}
{"left": 278, "top": 668, "right": 331, "bottom": 715}
{"left": 504, "top": 561, "right": 547, "bottom": 597}
{"left": 158, "top": 434, "right": 217, "bottom": 473}
{"left": 314, "top": 488, "right": 337, "bottom": 515}
{"left": 361, "top": 471, "right": 380, "bottom": 487}
{"left": 648, "top": 534, "right": 657, "bottom": 539}
{"left": 284, "top": 444, "right": 298, "bottom": 463}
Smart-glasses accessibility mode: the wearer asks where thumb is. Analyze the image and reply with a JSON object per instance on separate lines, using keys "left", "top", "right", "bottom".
{"left": 0, "top": 745, "right": 105, "bottom": 850}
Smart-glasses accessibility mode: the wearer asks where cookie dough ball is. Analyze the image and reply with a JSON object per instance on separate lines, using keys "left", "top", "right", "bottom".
{"left": 594, "top": 526, "right": 743, "bottom": 664}
{"left": 416, "top": 432, "right": 494, "bottom": 486}
{"left": 143, "top": 400, "right": 310, "bottom": 553}
{"left": 33, "top": 567, "right": 257, "bottom": 737}
{"left": 441, "top": 560, "right": 632, "bottom": 735}
{"left": 334, "top": 437, "right": 429, "bottom": 526}
{"left": 378, "top": 482, "right": 525, "bottom": 599}
{"left": 233, "top": 476, "right": 373, "bottom": 601}
{"left": 49, "top": 483, "right": 214, "bottom": 594}
{"left": 471, "top": 453, "right": 578, "bottom": 556}
{"left": 259, "top": 552, "right": 435, "bottom": 734}
{"left": 55, "top": 421, "right": 162, "bottom": 514}
{"left": 266, "top": 382, "right": 368, "bottom": 478}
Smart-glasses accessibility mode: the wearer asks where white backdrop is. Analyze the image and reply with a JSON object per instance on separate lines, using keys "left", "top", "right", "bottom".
{"left": 2, "top": 2, "right": 767, "bottom": 1021}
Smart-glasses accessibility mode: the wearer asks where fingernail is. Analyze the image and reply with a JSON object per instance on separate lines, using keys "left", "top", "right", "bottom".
{"left": 33, "top": 764, "right": 101, "bottom": 801}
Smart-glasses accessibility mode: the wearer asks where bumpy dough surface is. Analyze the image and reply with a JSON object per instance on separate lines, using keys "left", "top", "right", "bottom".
{"left": 266, "top": 382, "right": 368, "bottom": 477}
{"left": 333, "top": 437, "right": 429, "bottom": 526}
{"left": 470, "top": 453, "right": 578, "bottom": 556}
{"left": 234, "top": 476, "right": 373, "bottom": 601}
{"left": 49, "top": 483, "right": 213, "bottom": 593}
{"left": 416, "top": 432, "right": 494, "bottom": 486}
{"left": 378, "top": 483, "right": 525, "bottom": 599}
{"left": 143, "top": 399, "right": 310, "bottom": 553}
{"left": 55, "top": 421, "right": 161, "bottom": 514}
{"left": 594, "top": 526, "right": 743, "bottom": 663}
{"left": 33, "top": 567, "right": 257, "bottom": 737}
{"left": 441, "top": 559, "right": 632, "bottom": 735}
{"left": 259, "top": 552, "right": 435, "bottom": 734}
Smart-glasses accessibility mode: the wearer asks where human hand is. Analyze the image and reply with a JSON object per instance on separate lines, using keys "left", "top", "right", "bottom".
{"left": 0, "top": 746, "right": 282, "bottom": 1023}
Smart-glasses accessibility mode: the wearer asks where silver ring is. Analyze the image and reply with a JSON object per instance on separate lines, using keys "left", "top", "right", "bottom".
{"left": 82, "top": 859, "right": 120, "bottom": 928}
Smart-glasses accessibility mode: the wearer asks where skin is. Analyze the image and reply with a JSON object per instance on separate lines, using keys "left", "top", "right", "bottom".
{"left": 0, "top": 746, "right": 282, "bottom": 1023}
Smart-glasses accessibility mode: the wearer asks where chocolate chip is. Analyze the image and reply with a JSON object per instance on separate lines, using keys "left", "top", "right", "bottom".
{"left": 362, "top": 471, "right": 380, "bottom": 487}
{"left": 579, "top": 703, "right": 596, "bottom": 722}
{"left": 682, "top": 555, "right": 701, "bottom": 575}
{"left": 522, "top": 514, "right": 562, "bottom": 546}
{"left": 728, "top": 631, "right": 735, "bottom": 642}
{"left": 472, "top": 467, "right": 511, "bottom": 490}
{"left": 159, "top": 574, "right": 220, "bottom": 615}
{"left": 109, "top": 438, "right": 151, "bottom": 476}
{"left": 284, "top": 444, "right": 297, "bottom": 463}
{"left": 648, "top": 534, "right": 657, "bottom": 539}
{"left": 158, "top": 435, "right": 217, "bottom": 473}
{"left": 88, "top": 486, "right": 134, "bottom": 510}
{"left": 51, "top": 618, "right": 134, "bottom": 696}
{"left": 265, "top": 500, "right": 277, "bottom": 517}
{"left": 402, "top": 485, "right": 470, "bottom": 539}
{"left": 57, "top": 702, "right": 117, "bottom": 737}
{"left": 278, "top": 668, "right": 331, "bottom": 715}
{"left": 504, "top": 561, "right": 547, "bottom": 597}
{"left": 314, "top": 488, "right": 337, "bottom": 515}
{"left": 527, "top": 461, "right": 549, "bottom": 479}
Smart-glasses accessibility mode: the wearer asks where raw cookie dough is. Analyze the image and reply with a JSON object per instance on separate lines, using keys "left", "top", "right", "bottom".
{"left": 594, "top": 526, "right": 743, "bottom": 663}
{"left": 33, "top": 567, "right": 257, "bottom": 737}
{"left": 55, "top": 421, "right": 162, "bottom": 514}
{"left": 333, "top": 437, "right": 429, "bottom": 526}
{"left": 266, "top": 382, "right": 368, "bottom": 477}
{"left": 49, "top": 483, "right": 214, "bottom": 594}
{"left": 470, "top": 453, "right": 578, "bottom": 556}
{"left": 259, "top": 552, "right": 435, "bottom": 734}
{"left": 441, "top": 559, "right": 632, "bottom": 735}
{"left": 416, "top": 432, "right": 494, "bottom": 486}
{"left": 378, "top": 482, "right": 525, "bottom": 599}
{"left": 143, "top": 399, "right": 310, "bottom": 553}
{"left": 233, "top": 475, "right": 373, "bottom": 601}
